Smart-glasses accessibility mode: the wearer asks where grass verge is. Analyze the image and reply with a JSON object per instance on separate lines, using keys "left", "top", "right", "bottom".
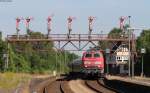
{"left": 0, "top": 72, "right": 31, "bottom": 93}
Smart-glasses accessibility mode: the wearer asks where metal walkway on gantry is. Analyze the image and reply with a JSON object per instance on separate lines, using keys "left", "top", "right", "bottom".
{"left": 6, "top": 34, "right": 130, "bottom": 51}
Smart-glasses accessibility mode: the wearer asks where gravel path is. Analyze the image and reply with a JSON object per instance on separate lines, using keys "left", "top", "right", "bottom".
{"left": 69, "top": 79, "right": 96, "bottom": 93}
{"left": 29, "top": 76, "right": 55, "bottom": 93}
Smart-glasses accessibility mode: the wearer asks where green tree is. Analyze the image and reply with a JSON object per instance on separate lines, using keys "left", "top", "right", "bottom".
{"left": 99, "top": 28, "right": 122, "bottom": 50}
{"left": 137, "top": 30, "right": 150, "bottom": 52}
{"left": 0, "top": 32, "right": 7, "bottom": 71}
{"left": 7, "top": 31, "right": 78, "bottom": 74}
{"left": 108, "top": 28, "right": 122, "bottom": 38}
{"left": 136, "top": 30, "right": 150, "bottom": 76}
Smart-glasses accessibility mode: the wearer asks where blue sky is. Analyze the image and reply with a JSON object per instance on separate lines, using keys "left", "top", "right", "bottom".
{"left": 0, "top": 0, "right": 150, "bottom": 37}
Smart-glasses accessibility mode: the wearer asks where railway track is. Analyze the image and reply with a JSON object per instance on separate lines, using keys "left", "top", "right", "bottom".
{"left": 30, "top": 74, "right": 150, "bottom": 93}
{"left": 30, "top": 76, "right": 56, "bottom": 93}
{"left": 42, "top": 80, "right": 63, "bottom": 93}
{"left": 42, "top": 76, "right": 73, "bottom": 93}
{"left": 85, "top": 79, "right": 120, "bottom": 93}
{"left": 41, "top": 76, "right": 119, "bottom": 93}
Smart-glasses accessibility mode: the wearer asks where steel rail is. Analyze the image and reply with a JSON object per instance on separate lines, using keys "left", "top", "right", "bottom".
{"left": 85, "top": 79, "right": 120, "bottom": 93}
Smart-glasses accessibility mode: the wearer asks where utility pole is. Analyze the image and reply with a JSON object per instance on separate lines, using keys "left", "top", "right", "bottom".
{"left": 131, "top": 32, "right": 135, "bottom": 78}
{"left": 127, "top": 16, "right": 131, "bottom": 77}
{"left": 141, "top": 48, "right": 146, "bottom": 77}
{"left": 128, "top": 29, "right": 131, "bottom": 77}
{"left": 128, "top": 27, "right": 144, "bottom": 77}
{"left": 141, "top": 54, "right": 144, "bottom": 77}
{"left": 106, "top": 48, "right": 110, "bottom": 74}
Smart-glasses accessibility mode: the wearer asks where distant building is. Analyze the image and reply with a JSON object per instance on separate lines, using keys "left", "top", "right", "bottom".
{"left": 115, "top": 44, "right": 129, "bottom": 64}
{"left": 115, "top": 44, "right": 129, "bottom": 74}
{"left": 108, "top": 44, "right": 129, "bottom": 74}
{"left": 108, "top": 44, "right": 129, "bottom": 65}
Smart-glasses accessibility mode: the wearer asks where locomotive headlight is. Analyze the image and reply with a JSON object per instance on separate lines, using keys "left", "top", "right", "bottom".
{"left": 85, "top": 65, "right": 88, "bottom": 67}
{"left": 95, "top": 61, "right": 101, "bottom": 65}
{"left": 84, "top": 61, "right": 91, "bottom": 64}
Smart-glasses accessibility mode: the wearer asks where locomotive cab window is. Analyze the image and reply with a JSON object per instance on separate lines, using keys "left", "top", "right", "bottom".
{"left": 94, "top": 53, "right": 100, "bottom": 57}
{"left": 85, "top": 53, "right": 92, "bottom": 58}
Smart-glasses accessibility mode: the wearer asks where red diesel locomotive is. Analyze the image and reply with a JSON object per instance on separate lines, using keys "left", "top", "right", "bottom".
{"left": 82, "top": 50, "right": 104, "bottom": 77}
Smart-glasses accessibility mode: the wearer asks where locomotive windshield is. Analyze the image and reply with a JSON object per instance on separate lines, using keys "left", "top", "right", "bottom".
{"left": 84, "top": 52, "right": 103, "bottom": 58}
{"left": 85, "top": 53, "right": 92, "bottom": 58}
{"left": 94, "top": 53, "right": 100, "bottom": 57}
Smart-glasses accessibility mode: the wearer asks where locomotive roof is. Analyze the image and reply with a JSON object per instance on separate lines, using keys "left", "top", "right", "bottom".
{"left": 84, "top": 50, "right": 102, "bottom": 53}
